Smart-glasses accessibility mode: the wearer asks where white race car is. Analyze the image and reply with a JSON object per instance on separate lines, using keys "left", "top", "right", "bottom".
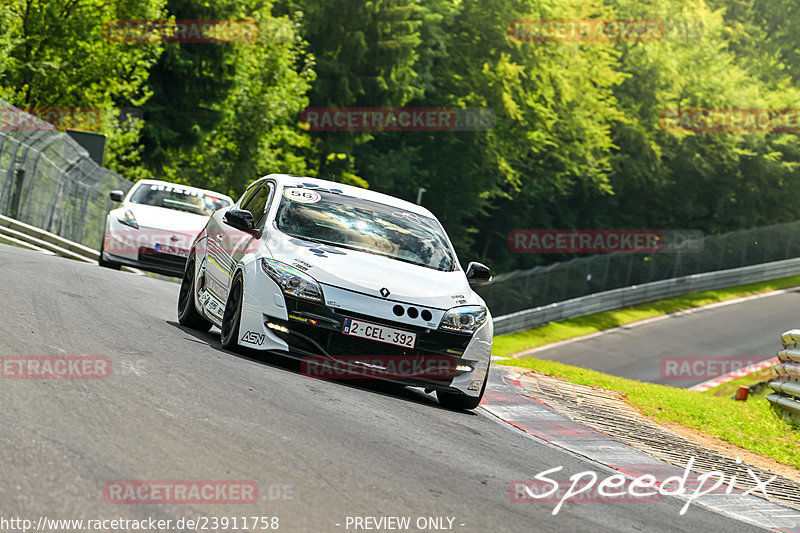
{"left": 101, "top": 180, "right": 233, "bottom": 276}
{"left": 177, "top": 174, "right": 493, "bottom": 409}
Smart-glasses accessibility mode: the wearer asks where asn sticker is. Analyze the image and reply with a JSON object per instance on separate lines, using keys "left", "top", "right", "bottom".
{"left": 283, "top": 188, "right": 321, "bottom": 204}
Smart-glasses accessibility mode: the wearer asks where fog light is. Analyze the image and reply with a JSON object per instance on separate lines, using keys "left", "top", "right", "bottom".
{"left": 455, "top": 365, "right": 473, "bottom": 372}
{"left": 267, "top": 322, "right": 289, "bottom": 333}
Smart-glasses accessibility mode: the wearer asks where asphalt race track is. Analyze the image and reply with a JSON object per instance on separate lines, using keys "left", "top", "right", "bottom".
{"left": 528, "top": 290, "right": 800, "bottom": 388}
{"left": 0, "top": 244, "right": 768, "bottom": 532}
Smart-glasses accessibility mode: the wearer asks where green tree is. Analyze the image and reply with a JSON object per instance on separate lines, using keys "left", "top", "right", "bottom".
{"left": 173, "top": 5, "right": 315, "bottom": 198}
{"left": 0, "top": 0, "right": 167, "bottom": 178}
{"left": 276, "top": 0, "right": 424, "bottom": 184}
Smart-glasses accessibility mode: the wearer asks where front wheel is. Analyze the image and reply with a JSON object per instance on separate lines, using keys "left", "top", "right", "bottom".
{"left": 221, "top": 273, "right": 244, "bottom": 352}
{"left": 177, "top": 254, "right": 212, "bottom": 332}
{"left": 98, "top": 235, "right": 121, "bottom": 270}
{"left": 437, "top": 371, "right": 488, "bottom": 410}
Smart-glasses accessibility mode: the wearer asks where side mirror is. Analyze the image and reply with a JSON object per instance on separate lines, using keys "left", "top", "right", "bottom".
{"left": 109, "top": 190, "right": 124, "bottom": 202}
{"left": 223, "top": 209, "right": 261, "bottom": 238}
{"left": 465, "top": 261, "right": 492, "bottom": 285}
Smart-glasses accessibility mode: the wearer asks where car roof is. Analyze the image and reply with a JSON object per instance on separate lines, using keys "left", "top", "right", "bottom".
{"left": 131, "top": 179, "right": 234, "bottom": 203}
{"left": 263, "top": 174, "right": 436, "bottom": 218}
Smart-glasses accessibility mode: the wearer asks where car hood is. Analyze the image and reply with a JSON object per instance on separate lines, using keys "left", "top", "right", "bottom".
{"left": 114, "top": 204, "right": 210, "bottom": 234}
{"left": 268, "top": 234, "right": 478, "bottom": 309}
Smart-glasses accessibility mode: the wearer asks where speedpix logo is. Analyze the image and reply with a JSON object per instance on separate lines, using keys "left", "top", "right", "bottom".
{"left": 510, "top": 457, "right": 776, "bottom": 515}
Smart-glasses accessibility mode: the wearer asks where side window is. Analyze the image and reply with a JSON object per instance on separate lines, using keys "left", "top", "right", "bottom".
{"left": 241, "top": 183, "right": 274, "bottom": 228}
{"left": 237, "top": 182, "right": 263, "bottom": 208}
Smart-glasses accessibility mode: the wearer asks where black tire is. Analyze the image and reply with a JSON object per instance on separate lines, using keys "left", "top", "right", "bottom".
{"left": 220, "top": 273, "right": 244, "bottom": 352}
{"left": 98, "top": 236, "right": 121, "bottom": 270}
{"left": 437, "top": 370, "right": 488, "bottom": 410}
{"left": 177, "top": 254, "right": 212, "bottom": 332}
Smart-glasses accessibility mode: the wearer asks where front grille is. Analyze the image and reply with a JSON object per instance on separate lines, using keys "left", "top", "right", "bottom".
{"left": 137, "top": 247, "right": 187, "bottom": 271}
{"left": 275, "top": 296, "right": 472, "bottom": 358}
{"left": 326, "top": 331, "right": 412, "bottom": 357}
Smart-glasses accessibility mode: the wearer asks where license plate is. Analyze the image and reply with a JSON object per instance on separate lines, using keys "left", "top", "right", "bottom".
{"left": 342, "top": 318, "right": 416, "bottom": 348}
{"left": 155, "top": 243, "right": 189, "bottom": 257}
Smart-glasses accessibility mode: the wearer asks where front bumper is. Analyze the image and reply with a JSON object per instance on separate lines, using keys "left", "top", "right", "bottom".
{"left": 103, "top": 247, "right": 188, "bottom": 277}
{"left": 266, "top": 296, "right": 489, "bottom": 394}
{"left": 102, "top": 219, "right": 193, "bottom": 277}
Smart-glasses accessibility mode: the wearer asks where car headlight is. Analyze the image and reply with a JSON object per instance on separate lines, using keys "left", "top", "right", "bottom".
{"left": 118, "top": 209, "right": 138, "bottom": 229}
{"left": 439, "top": 305, "right": 487, "bottom": 334}
{"left": 261, "top": 258, "right": 323, "bottom": 303}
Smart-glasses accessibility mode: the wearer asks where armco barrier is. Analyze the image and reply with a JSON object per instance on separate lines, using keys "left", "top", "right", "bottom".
{"left": 492, "top": 257, "right": 800, "bottom": 335}
{"left": 767, "top": 330, "right": 800, "bottom": 424}
{"left": 0, "top": 212, "right": 143, "bottom": 274}
{"left": 0, "top": 212, "right": 98, "bottom": 261}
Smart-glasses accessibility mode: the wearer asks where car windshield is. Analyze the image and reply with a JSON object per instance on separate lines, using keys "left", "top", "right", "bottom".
{"left": 129, "top": 183, "right": 231, "bottom": 216}
{"left": 275, "top": 187, "right": 455, "bottom": 271}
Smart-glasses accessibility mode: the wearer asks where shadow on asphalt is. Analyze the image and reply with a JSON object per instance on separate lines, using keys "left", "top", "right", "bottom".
{"left": 167, "top": 320, "right": 479, "bottom": 416}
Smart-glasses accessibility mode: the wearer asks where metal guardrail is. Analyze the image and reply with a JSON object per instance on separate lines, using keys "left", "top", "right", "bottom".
{"left": 0, "top": 213, "right": 98, "bottom": 261}
{"left": 0, "top": 213, "right": 143, "bottom": 274}
{"left": 492, "top": 257, "right": 800, "bottom": 335}
{"left": 0, "top": 99, "right": 133, "bottom": 250}
{"left": 767, "top": 330, "right": 800, "bottom": 424}
{"left": 476, "top": 220, "right": 800, "bottom": 317}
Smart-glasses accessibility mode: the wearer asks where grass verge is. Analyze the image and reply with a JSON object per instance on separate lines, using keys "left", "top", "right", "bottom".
{"left": 493, "top": 274, "right": 800, "bottom": 357}
{"left": 701, "top": 366, "right": 775, "bottom": 399}
{"left": 496, "top": 357, "right": 800, "bottom": 469}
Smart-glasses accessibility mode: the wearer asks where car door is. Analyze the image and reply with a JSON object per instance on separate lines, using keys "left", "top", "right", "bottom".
{"left": 206, "top": 181, "right": 275, "bottom": 303}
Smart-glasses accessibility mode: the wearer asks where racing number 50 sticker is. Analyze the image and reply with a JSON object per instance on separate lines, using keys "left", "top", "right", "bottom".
{"left": 283, "top": 188, "right": 321, "bottom": 203}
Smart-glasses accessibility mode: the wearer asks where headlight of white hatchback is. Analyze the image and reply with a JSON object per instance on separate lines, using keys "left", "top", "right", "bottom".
{"left": 438, "top": 305, "right": 487, "bottom": 334}
{"left": 260, "top": 258, "right": 324, "bottom": 303}
{"left": 118, "top": 209, "right": 139, "bottom": 229}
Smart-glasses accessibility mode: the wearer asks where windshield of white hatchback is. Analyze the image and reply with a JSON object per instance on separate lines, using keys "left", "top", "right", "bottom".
{"left": 275, "top": 188, "right": 455, "bottom": 271}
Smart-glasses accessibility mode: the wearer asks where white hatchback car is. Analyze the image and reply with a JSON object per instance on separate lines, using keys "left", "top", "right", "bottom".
{"left": 178, "top": 174, "right": 493, "bottom": 409}
{"left": 101, "top": 180, "right": 233, "bottom": 276}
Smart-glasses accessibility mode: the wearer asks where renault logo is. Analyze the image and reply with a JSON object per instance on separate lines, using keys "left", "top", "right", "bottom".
{"left": 380, "top": 288, "right": 390, "bottom": 298}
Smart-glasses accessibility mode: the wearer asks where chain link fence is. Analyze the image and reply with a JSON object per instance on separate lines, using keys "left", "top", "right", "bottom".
{"left": 0, "top": 100, "right": 133, "bottom": 250}
{"left": 477, "top": 222, "right": 800, "bottom": 317}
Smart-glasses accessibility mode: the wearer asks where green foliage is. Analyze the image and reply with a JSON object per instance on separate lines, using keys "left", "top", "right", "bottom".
{"left": 0, "top": 0, "right": 167, "bottom": 176}
{"left": 167, "top": 5, "right": 315, "bottom": 198}
{"left": 5, "top": 0, "right": 800, "bottom": 272}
